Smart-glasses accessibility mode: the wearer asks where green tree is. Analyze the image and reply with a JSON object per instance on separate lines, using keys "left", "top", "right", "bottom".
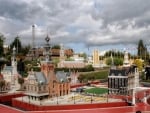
{"left": 85, "top": 65, "right": 94, "bottom": 71}
{"left": 52, "top": 45, "right": 60, "bottom": 49}
{"left": 52, "top": 58, "right": 60, "bottom": 67}
{"left": 106, "top": 57, "right": 123, "bottom": 66}
{"left": 10, "top": 36, "right": 22, "bottom": 54}
{"left": 78, "top": 74, "right": 86, "bottom": 83}
{"left": 137, "top": 40, "right": 148, "bottom": 60}
{"left": 105, "top": 50, "right": 124, "bottom": 58}
{"left": 133, "top": 59, "right": 143, "bottom": 72}
{"left": 21, "top": 45, "right": 31, "bottom": 56}
{"left": 0, "top": 34, "right": 5, "bottom": 57}
{"left": 79, "top": 53, "right": 87, "bottom": 62}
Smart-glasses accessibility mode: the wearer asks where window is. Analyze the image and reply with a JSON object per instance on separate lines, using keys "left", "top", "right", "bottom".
{"left": 35, "top": 87, "right": 37, "bottom": 92}
{"left": 43, "top": 86, "right": 46, "bottom": 90}
{"left": 39, "top": 86, "right": 41, "bottom": 91}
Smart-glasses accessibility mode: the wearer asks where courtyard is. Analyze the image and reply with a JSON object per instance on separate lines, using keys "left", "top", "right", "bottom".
{"left": 16, "top": 91, "right": 122, "bottom": 106}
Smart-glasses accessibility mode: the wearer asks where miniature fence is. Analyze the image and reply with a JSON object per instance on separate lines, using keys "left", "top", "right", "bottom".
{"left": 12, "top": 98, "right": 128, "bottom": 111}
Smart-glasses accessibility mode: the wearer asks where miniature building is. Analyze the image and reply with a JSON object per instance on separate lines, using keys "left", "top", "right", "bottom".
{"left": 59, "top": 43, "right": 65, "bottom": 61}
{"left": 25, "top": 35, "right": 70, "bottom": 100}
{"left": 108, "top": 52, "right": 139, "bottom": 95}
{"left": 69, "top": 71, "right": 79, "bottom": 85}
{"left": 92, "top": 49, "right": 100, "bottom": 67}
{"left": 58, "top": 45, "right": 85, "bottom": 68}
{"left": 2, "top": 66, "right": 15, "bottom": 84}
{"left": 145, "top": 66, "right": 150, "bottom": 80}
{"left": 58, "top": 61, "right": 85, "bottom": 68}
{"left": 108, "top": 65, "right": 139, "bottom": 95}
{"left": 2, "top": 47, "right": 18, "bottom": 85}
{"left": 26, "top": 70, "right": 49, "bottom": 99}
{"left": 0, "top": 74, "right": 10, "bottom": 92}
{"left": 123, "top": 51, "right": 130, "bottom": 67}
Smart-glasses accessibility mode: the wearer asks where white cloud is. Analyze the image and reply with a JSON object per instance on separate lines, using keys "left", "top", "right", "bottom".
{"left": 0, "top": 0, "right": 150, "bottom": 52}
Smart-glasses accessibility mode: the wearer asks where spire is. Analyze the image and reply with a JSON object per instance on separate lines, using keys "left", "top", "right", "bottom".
{"left": 111, "top": 53, "right": 114, "bottom": 66}
{"left": 43, "top": 34, "right": 51, "bottom": 62}
{"left": 60, "top": 43, "right": 65, "bottom": 61}
{"left": 13, "top": 46, "right": 16, "bottom": 58}
{"left": 123, "top": 51, "right": 130, "bottom": 67}
{"left": 12, "top": 46, "right": 16, "bottom": 66}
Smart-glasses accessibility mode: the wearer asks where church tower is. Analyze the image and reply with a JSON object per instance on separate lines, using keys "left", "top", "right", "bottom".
{"left": 123, "top": 51, "right": 130, "bottom": 67}
{"left": 92, "top": 49, "right": 100, "bottom": 67}
{"left": 59, "top": 43, "right": 65, "bottom": 61}
{"left": 41, "top": 35, "right": 55, "bottom": 80}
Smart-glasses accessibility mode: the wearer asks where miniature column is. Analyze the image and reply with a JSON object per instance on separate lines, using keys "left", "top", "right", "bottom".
{"left": 132, "top": 89, "right": 136, "bottom": 105}
{"left": 143, "top": 92, "right": 147, "bottom": 104}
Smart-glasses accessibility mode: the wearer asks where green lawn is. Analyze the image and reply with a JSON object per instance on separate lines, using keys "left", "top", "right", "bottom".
{"left": 85, "top": 88, "right": 108, "bottom": 94}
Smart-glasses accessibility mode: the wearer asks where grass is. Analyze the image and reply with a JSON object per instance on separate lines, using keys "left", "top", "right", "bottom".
{"left": 85, "top": 88, "right": 108, "bottom": 94}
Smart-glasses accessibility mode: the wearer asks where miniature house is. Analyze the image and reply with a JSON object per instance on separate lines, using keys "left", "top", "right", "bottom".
{"left": 25, "top": 35, "right": 70, "bottom": 100}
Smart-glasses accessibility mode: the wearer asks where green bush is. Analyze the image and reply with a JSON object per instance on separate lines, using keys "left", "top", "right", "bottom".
{"left": 55, "top": 65, "right": 94, "bottom": 72}
{"left": 106, "top": 57, "right": 123, "bottom": 66}
{"left": 78, "top": 70, "right": 108, "bottom": 83}
{"left": 33, "top": 66, "right": 41, "bottom": 72}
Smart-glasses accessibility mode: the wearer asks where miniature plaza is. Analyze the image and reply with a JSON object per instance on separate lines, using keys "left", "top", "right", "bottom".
{"left": 15, "top": 91, "right": 122, "bottom": 106}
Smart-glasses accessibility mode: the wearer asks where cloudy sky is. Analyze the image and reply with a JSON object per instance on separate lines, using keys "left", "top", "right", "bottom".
{"left": 0, "top": 0, "right": 150, "bottom": 54}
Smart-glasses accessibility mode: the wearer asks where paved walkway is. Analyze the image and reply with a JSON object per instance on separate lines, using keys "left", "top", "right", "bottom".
{"left": 15, "top": 92, "right": 122, "bottom": 105}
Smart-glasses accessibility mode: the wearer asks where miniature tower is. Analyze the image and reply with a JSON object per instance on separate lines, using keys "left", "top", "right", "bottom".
{"left": 41, "top": 35, "right": 55, "bottom": 79}
{"left": 123, "top": 51, "right": 130, "bottom": 67}
{"left": 110, "top": 53, "right": 116, "bottom": 69}
{"left": 44, "top": 35, "right": 51, "bottom": 62}
{"left": 132, "top": 67, "right": 139, "bottom": 105}
{"left": 12, "top": 47, "right": 18, "bottom": 85}
{"left": 92, "top": 49, "right": 100, "bottom": 67}
{"left": 32, "top": 24, "right": 35, "bottom": 49}
{"left": 60, "top": 43, "right": 65, "bottom": 61}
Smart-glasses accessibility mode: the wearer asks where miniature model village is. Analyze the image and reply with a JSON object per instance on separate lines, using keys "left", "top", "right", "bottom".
{"left": 0, "top": 28, "right": 150, "bottom": 109}
{"left": 0, "top": 36, "right": 147, "bottom": 106}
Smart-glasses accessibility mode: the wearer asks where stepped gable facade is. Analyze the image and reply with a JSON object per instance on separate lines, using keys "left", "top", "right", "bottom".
{"left": 25, "top": 35, "right": 70, "bottom": 100}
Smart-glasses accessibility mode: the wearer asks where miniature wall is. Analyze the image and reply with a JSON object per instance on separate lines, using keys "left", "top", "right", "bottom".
{"left": 0, "top": 93, "right": 24, "bottom": 103}
{"left": 12, "top": 99, "right": 128, "bottom": 111}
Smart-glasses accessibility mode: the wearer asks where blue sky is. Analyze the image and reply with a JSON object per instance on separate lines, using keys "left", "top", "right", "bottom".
{"left": 0, "top": 0, "right": 150, "bottom": 55}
